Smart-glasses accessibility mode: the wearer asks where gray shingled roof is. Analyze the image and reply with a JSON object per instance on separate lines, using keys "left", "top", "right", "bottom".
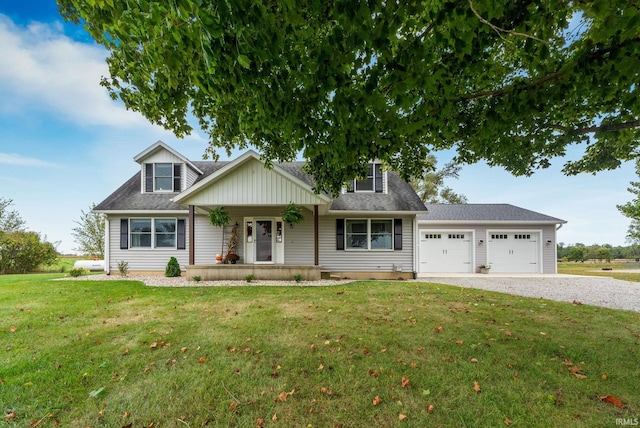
{"left": 330, "top": 172, "right": 427, "bottom": 212}
{"left": 419, "top": 204, "right": 565, "bottom": 223}
{"left": 95, "top": 157, "right": 427, "bottom": 213}
{"left": 94, "top": 174, "right": 187, "bottom": 212}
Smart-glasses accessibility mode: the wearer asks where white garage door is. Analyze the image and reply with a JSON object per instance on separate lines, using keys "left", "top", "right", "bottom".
{"left": 487, "top": 232, "right": 540, "bottom": 273}
{"left": 419, "top": 231, "right": 473, "bottom": 273}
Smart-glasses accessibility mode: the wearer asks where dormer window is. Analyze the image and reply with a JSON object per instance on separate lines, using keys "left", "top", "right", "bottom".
{"left": 144, "top": 163, "right": 182, "bottom": 193}
{"left": 155, "top": 163, "right": 173, "bottom": 191}
{"left": 347, "top": 162, "right": 385, "bottom": 193}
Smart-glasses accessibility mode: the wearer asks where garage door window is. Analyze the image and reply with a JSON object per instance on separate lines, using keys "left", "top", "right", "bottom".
{"left": 448, "top": 234, "right": 466, "bottom": 239}
{"left": 515, "top": 234, "right": 531, "bottom": 239}
{"left": 424, "top": 234, "right": 441, "bottom": 239}
{"left": 491, "top": 234, "right": 508, "bottom": 239}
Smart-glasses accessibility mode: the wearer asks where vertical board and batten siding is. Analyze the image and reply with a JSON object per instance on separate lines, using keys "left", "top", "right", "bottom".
{"left": 318, "top": 215, "right": 415, "bottom": 272}
{"left": 183, "top": 159, "right": 327, "bottom": 206}
{"left": 419, "top": 223, "right": 558, "bottom": 273}
{"left": 107, "top": 215, "right": 189, "bottom": 271}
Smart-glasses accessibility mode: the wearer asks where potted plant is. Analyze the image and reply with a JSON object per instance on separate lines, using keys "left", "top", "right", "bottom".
{"left": 479, "top": 264, "right": 491, "bottom": 274}
{"left": 225, "top": 253, "right": 240, "bottom": 264}
{"left": 281, "top": 202, "right": 304, "bottom": 225}
{"left": 208, "top": 206, "right": 230, "bottom": 259}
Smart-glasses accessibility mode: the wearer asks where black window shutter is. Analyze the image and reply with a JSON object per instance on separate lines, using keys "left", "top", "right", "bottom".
{"left": 177, "top": 219, "right": 186, "bottom": 250}
{"left": 145, "top": 163, "right": 153, "bottom": 192}
{"left": 336, "top": 219, "right": 345, "bottom": 250}
{"left": 120, "top": 218, "right": 129, "bottom": 249}
{"left": 394, "top": 218, "right": 402, "bottom": 250}
{"left": 173, "top": 164, "right": 181, "bottom": 192}
{"left": 375, "top": 164, "right": 383, "bottom": 193}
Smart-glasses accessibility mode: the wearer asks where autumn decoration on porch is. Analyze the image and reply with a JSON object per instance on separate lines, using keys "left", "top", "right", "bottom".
{"left": 225, "top": 224, "right": 239, "bottom": 264}
{"left": 281, "top": 202, "right": 304, "bottom": 225}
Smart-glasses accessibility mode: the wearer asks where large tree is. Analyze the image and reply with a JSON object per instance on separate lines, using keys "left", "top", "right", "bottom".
{"left": 71, "top": 203, "right": 105, "bottom": 258}
{"left": 58, "top": 0, "right": 640, "bottom": 194}
{"left": 410, "top": 155, "right": 467, "bottom": 204}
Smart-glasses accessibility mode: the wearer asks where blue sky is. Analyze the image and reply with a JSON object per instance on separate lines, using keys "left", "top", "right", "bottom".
{"left": 0, "top": 1, "right": 635, "bottom": 254}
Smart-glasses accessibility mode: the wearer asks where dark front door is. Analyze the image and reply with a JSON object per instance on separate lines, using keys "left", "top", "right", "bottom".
{"left": 255, "top": 220, "right": 273, "bottom": 262}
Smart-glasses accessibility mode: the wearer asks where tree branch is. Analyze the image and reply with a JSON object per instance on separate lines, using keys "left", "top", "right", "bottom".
{"left": 468, "top": 0, "right": 547, "bottom": 44}
{"left": 546, "top": 119, "right": 640, "bottom": 135}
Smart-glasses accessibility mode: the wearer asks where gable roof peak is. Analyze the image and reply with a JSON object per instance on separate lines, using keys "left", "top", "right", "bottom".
{"left": 133, "top": 140, "right": 203, "bottom": 175}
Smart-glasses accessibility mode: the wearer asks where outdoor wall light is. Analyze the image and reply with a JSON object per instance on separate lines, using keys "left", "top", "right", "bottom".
{"left": 478, "top": 239, "right": 484, "bottom": 244}
{"left": 546, "top": 240, "right": 553, "bottom": 244}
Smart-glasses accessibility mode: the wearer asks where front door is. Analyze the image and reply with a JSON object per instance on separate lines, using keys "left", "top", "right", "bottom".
{"left": 255, "top": 220, "right": 273, "bottom": 262}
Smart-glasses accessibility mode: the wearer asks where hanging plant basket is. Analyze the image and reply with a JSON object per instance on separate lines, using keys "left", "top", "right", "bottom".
{"left": 208, "top": 206, "right": 230, "bottom": 227}
{"left": 281, "top": 202, "right": 304, "bottom": 225}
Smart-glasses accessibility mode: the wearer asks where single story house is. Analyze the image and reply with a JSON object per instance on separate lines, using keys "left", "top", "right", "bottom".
{"left": 94, "top": 141, "right": 566, "bottom": 279}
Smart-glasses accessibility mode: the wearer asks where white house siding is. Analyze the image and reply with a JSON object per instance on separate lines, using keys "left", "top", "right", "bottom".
{"left": 419, "top": 223, "right": 558, "bottom": 273}
{"left": 186, "top": 166, "right": 200, "bottom": 188}
{"left": 184, "top": 159, "right": 327, "bottom": 206}
{"left": 192, "top": 206, "right": 315, "bottom": 265}
{"left": 107, "top": 215, "right": 190, "bottom": 272}
{"left": 318, "top": 215, "right": 415, "bottom": 273}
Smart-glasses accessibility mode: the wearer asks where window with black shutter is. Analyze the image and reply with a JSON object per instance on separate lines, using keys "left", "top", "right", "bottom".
{"left": 145, "top": 164, "right": 153, "bottom": 192}
{"left": 336, "top": 219, "right": 345, "bottom": 250}
{"left": 120, "top": 218, "right": 129, "bottom": 249}
{"left": 394, "top": 219, "right": 402, "bottom": 250}
{"left": 173, "top": 164, "right": 182, "bottom": 192}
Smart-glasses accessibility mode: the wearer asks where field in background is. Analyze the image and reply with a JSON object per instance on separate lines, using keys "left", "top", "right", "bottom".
{"left": 558, "top": 261, "right": 640, "bottom": 282}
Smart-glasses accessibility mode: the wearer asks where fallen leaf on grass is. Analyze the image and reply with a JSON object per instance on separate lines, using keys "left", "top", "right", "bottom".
{"left": 278, "top": 389, "right": 295, "bottom": 402}
{"left": 505, "top": 417, "right": 513, "bottom": 425}
{"left": 426, "top": 404, "right": 435, "bottom": 413}
{"left": 198, "top": 357, "right": 206, "bottom": 363}
{"left": 373, "top": 395, "right": 382, "bottom": 406}
{"left": 401, "top": 376, "right": 410, "bottom": 388}
{"left": 473, "top": 381, "right": 481, "bottom": 393}
{"left": 5, "top": 412, "right": 16, "bottom": 422}
{"left": 229, "top": 401, "right": 239, "bottom": 411}
{"left": 320, "top": 387, "right": 334, "bottom": 396}
{"left": 399, "top": 414, "right": 408, "bottom": 420}
{"left": 599, "top": 395, "right": 624, "bottom": 408}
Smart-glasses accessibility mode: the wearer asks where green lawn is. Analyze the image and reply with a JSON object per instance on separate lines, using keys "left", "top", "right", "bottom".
{"left": 1, "top": 274, "right": 638, "bottom": 427}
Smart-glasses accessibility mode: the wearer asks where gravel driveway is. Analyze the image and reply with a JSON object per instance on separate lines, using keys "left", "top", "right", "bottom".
{"left": 416, "top": 274, "right": 640, "bottom": 312}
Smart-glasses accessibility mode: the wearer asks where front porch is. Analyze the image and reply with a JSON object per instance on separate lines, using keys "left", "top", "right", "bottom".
{"left": 186, "top": 264, "right": 325, "bottom": 281}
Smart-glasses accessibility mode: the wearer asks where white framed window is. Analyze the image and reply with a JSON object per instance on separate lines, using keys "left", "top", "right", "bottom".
{"left": 346, "top": 219, "right": 393, "bottom": 250}
{"left": 130, "top": 218, "right": 177, "bottom": 249}
{"left": 154, "top": 163, "right": 173, "bottom": 191}
{"left": 347, "top": 163, "right": 385, "bottom": 193}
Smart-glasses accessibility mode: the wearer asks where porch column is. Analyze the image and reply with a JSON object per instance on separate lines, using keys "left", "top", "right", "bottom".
{"left": 314, "top": 205, "right": 319, "bottom": 266}
{"left": 189, "top": 205, "right": 195, "bottom": 265}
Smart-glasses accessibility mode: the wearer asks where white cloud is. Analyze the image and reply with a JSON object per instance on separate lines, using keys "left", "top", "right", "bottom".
{"left": 0, "top": 152, "right": 61, "bottom": 168}
{"left": 0, "top": 15, "right": 146, "bottom": 128}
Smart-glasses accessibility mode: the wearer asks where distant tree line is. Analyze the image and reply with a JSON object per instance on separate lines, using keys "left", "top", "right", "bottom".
{"left": 557, "top": 243, "right": 640, "bottom": 263}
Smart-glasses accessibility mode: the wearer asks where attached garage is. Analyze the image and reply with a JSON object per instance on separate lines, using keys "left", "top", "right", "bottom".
{"left": 486, "top": 231, "right": 541, "bottom": 273}
{"left": 419, "top": 231, "right": 473, "bottom": 273}
{"left": 418, "top": 204, "right": 566, "bottom": 275}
